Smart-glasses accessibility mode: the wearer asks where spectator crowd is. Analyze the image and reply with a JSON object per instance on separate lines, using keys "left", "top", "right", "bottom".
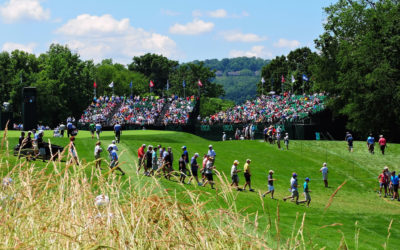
{"left": 202, "top": 93, "right": 326, "bottom": 125}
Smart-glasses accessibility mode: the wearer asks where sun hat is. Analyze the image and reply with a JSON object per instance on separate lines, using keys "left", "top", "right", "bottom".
{"left": 269, "top": 170, "right": 274, "bottom": 174}
{"left": 234, "top": 160, "right": 239, "bottom": 164}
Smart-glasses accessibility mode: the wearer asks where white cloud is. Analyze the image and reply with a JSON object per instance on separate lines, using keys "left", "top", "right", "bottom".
{"left": 0, "top": 0, "right": 50, "bottom": 22}
{"left": 229, "top": 45, "right": 272, "bottom": 58}
{"left": 208, "top": 9, "right": 227, "bottom": 18}
{"left": 273, "top": 38, "right": 301, "bottom": 49}
{"left": 222, "top": 31, "right": 267, "bottom": 43}
{"left": 192, "top": 9, "right": 248, "bottom": 18}
{"left": 169, "top": 19, "right": 214, "bottom": 35}
{"left": 56, "top": 14, "right": 177, "bottom": 63}
{"left": 2, "top": 42, "right": 36, "bottom": 53}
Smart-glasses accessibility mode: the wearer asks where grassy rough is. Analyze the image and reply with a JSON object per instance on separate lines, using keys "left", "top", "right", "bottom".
{"left": 0, "top": 130, "right": 399, "bottom": 249}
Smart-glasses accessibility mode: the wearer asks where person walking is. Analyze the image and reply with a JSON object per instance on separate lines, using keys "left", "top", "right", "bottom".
{"left": 243, "top": 159, "right": 254, "bottom": 192}
{"left": 95, "top": 122, "right": 102, "bottom": 140}
{"left": 346, "top": 133, "right": 354, "bottom": 152}
{"left": 298, "top": 177, "right": 311, "bottom": 207}
{"left": 367, "top": 134, "right": 375, "bottom": 154}
{"left": 222, "top": 132, "right": 226, "bottom": 141}
{"left": 89, "top": 122, "right": 95, "bottom": 139}
{"left": 150, "top": 146, "right": 158, "bottom": 176}
{"left": 284, "top": 133, "right": 290, "bottom": 150}
{"left": 378, "top": 135, "right": 387, "bottom": 155}
{"left": 137, "top": 144, "right": 146, "bottom": 173}
{"left": 109, "top": 148, "right": 125, "bottom": 175}
{"left": 230, "top": 160, "right": 242, "bottom": 190}
{"left": 188, "top": 153, "right": 201, "bottom": 186}
{"left": 67, "top": 121, "right": 73, "bottom": 138}
{"left": 320, "top": 163, "right": 329, "bottom": 188}
{"left": 179, "top": 154, "right": 188, "bottom": 183}
{"left": 378, "top": 169, "right": 389, "bottom": 197}
{"left": 94, "top": 141, "right": 103, "bottom": 169}
{"left": 207, "top": 145, "right": 216, "bottom": 162}
{"left": 263, "top": 170, "right": 275, "bottom": 199}
{"left": 114, "top": 122, "right": 122, "bottom": 143}
{"left": 390, "top": 171, "right": 399, "bottom": 201}
{"left": 283, "top": 173, "right": 299, "bottom": 203}
{"left": 144, "top": 145, "right": 153, "bottom": 176}
{"left": 202, "top": 157, "right": 215, "bottom": 189}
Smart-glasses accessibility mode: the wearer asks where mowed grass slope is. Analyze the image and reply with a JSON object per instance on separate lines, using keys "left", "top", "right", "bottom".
{"left": 1, "top": 130, "right": 399, "bottom": 249}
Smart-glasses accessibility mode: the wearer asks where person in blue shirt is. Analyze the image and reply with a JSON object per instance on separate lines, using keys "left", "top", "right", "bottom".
{"left": 67, "top": 121, "right": 73, "bottom": 138}
{"left": 367, "top": 134, "right": 375, "bottom": 154}
{"left": 346, "top": 133, "right": 354, "bottom": 152}
{"left": 298, "top": 177, "right": 311, "bottom": 207}
{"left": 95, "top": 123, "right": 102, "bottom": 140}
{"left": 390, "top": 171, "right": 399, "bottom": 201}
{"left": 182, "top": 146, "right": 189, "bottom": 164}
{"left": 109, "top": 149, "right": 125, "bottom": 175}
{"left": 114, "top": 122, "right": 122, "bottom": 143}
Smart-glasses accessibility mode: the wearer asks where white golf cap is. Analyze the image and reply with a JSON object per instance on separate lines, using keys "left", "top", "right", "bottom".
{"left": 194, "top": 153, "right": 199, "bottom": 157}
{"left": 233, "top": 160, "right": 239, "bottom": 164}
{"left": 142, "top": 144, "right": 146, "bottom": 147}
{"left": 323, "top": 162, "right": 327, "bottom": 166}
{"left": 112, "top": 140, "right": 116, "bottom": 144}
{"left": 208, "top": 145, "right": 213, "bottom": 148}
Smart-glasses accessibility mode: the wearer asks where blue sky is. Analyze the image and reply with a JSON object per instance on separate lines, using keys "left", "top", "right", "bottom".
{"left": 0, "top": 0, "right": 335, "bottom": 64}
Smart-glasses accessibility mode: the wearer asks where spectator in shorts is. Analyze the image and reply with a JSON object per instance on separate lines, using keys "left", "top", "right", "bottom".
{"left": 114, "top": 122, "right": 122, "bottom": 143}
{"left": 378, "top": 135, "right": 387, "bottom": 155}
{"left": 263, "top": 170, "right": 275, "bottom": 199}
{"left": 150, "top": 146, "right": 158, "bottom": 176}
{"left": 59, "top": 123, "right": 66, "bottom": 137}
{"left": 230, "top": 160, "right": 241, "bottom": 190}
{"left": 378, "top": 168, "right": 389, "bottom": 197}
{"left": 137, "top": 144, "right": 146, "bottom": 173}
{"left": 367, "top": 134, "right": 375, "bottom": 154}
{"left": 69, "top": 136, "right": 79, "bottom": 165}
{"left": 243, "top": 159, "right": 255, "bottom": 192}
{"left": 390, "top": 171, "right": 399, "bottom": 201}
{"left": 109, "top": 148, "right": 125, "bottom": 175}
{"left": 298, "top": 177, "right": 311, "bottom": 207}
{"left": 346, "top": 133, "right": 354, "bottom": 152}
{"left": 94, "top": 141, "right": 103, "bottom": 169}
{"left": 89, "top": 122, "right": 95, "bottom": 139}
{"left": 320, "top": 163, "right": 329, "bottom": 188}
{"left": 179, "top": 154, "right": 188, "bottom": 183}
{"left": 202, "top": 157, "right": 215, "bottom": 189}
{"left": 188, "top": 153, "right": 201, "bottom": 186}
{"left": 384, "top": 166, "right": 392, "bottom": 197}
{"left": 284, "top": 133, "right": 289, "bottom": 150}
{"left": 201, "top": 154, "right": 208, "bottom": 183}
{"left": 95, "top": 122, "right": 102, "bottom": 140}
{"left": 283, "top": 173, "right": 299, "bottom": 203}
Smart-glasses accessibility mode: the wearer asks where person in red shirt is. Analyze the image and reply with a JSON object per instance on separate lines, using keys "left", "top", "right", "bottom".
{"left": 137, "top": 144, "right": 146, "bottom": 173}
{"left": 378, "top": 135, "right": 387, "bottom": 155}
{"left": 378, "top": 168, "right": 389, "bottom": 197}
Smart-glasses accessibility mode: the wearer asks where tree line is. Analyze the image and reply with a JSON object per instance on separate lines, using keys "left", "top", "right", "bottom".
{"left": 260, "top": 0, "right": 400, "bottom": 139}
{"left": 0, "top": 45, "right": 225, "bottom": 126}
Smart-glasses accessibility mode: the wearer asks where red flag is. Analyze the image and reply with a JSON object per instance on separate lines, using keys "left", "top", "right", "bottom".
{"left": 281, "top": 75, "right": 285, "bottom": 83}
{"left": 149, "top": 80, "right": 154, "bottom": 88}
{"left": 93, "top": 81, "right": 97, "bottom": 88}
{"left": 198, "top": 79, "right": 203, "bottom": 87}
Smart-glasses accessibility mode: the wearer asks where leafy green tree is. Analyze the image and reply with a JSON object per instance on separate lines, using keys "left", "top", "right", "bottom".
{"left": 199, "top": 97, "right": 234, "bottom": 117}
{"left": 168, "top": 62, "right": 224, "bottom": 98}
{"left": 128, "top": 53, "right": 178, "bottom": 94}
{"left": 313, "top": 0, "right": 400, "bottom": 137}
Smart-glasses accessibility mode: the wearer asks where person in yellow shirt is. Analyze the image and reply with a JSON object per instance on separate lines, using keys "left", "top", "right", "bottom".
{"left": 243, "top": 159, "right": 255, "bottom": 192}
